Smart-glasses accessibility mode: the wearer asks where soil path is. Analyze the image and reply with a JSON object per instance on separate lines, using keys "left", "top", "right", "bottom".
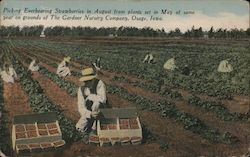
{"left": 3, "top": 82, "right": 33, "bottom": 156}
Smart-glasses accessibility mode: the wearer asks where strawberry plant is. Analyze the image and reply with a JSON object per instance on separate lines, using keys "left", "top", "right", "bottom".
{"left": 106, "top": 85, "right": 239, "bottom": 144}
{"left": 187, "top": 95, "right": 247, "bottom": 121}
{"left": 112, "top": 75, "right": 183, "bottom": 99}
{"left": 0, "top": 80, "right": 11, "bottom": 153}
{"left": 39, "top": 67, "right": 78, "bottom": 96}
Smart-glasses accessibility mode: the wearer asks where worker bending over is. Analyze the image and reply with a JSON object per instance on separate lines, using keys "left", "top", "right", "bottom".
{"left": 56, "top": 57, "right": 71, "bottom": 77}
{"left": 28, "top": 58, "right": 40, "bottom": 72}
{"left": 0, "top": 63, "right": 18, "bottom": 84}
{"left": 143, "top": 53, "right": 154, "bottom": 64}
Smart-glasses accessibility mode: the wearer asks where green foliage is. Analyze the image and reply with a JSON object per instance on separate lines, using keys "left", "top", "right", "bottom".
{"left": 106, "top": 85, "right": 239, "bottom": 144}
{"left": 1, "top": 26, "right": 249, "bottom": 38}
{"left": 20, "top": 39, "right": 249, "bottom": 100}
{"left": 0, "top": 81, "right": 11, "bottom": 152}
{"left": 187, "top": 95, "right": 247, "bottom": 121}
{"left": 39, "top": 67, "right": 78, "bottom": 96}
{"left": 112, "top": 76, "right": 182, "bottom": 99}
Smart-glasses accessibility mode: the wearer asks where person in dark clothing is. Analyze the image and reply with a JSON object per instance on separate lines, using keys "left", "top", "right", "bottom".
{"left": 92, "top": 57, "right": 102, "bottom": 72}
{"left": 182, "top": 64, "right": 190, "bottom": 76}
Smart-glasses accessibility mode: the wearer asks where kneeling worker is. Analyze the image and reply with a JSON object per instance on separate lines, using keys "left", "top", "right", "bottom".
{"left": 182, "top": 64, "right": 190, "bottom": 76}
{"left": 0, "top": 63, "right": 18, "bottom": 84}
{"left": 76, "top": 67, "right": 107, "bottom": 134}
{"left": 56, "top": 57, "right": 71, "bottom": 77}
{"left": 143, "top": 53, "right": 154, "bottom": 64}
{"left": 28, "top": 58, "right": 40, "bottom": 72}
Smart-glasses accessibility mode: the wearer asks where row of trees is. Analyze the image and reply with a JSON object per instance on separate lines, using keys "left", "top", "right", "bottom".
{"left": 0, "top": 25, "right": 249, "bottom": 38}
{"left": 170, "top": 27, "right": 250, "bottom": 39}
{"left": 0, "top": 26, "right": 44, "bottom": 37}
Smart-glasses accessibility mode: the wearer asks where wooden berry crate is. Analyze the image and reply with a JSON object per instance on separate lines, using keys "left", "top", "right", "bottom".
{"left": 12, "top": 112, "right": 65, "bottom": 155}
{"left": 97, "top": 108, "right": 142, "bottom": 146}
{"left": 15, "top": 140, "right": 65, "bottom": 154}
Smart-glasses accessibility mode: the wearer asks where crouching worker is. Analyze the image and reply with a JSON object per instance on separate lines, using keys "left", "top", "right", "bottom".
{"left": 143, "top": 53, "right": 154, "bottom": 64}
{"left": 0, "top": 63, "right": 18, "bottom": 84}
{"left": 76, "top": 67, "right": 107, "bottom": 135}
{"left": 56, "top": 57, "right": 71, "bottom": 77}
{"left": 163, "top": 57, "right": 177, "bottom": 71}
{"left": 28, "top": 58, "right": 40, "bottom": 72}
{"left": 181, "top": 64, "right": 190, "bottom": 76}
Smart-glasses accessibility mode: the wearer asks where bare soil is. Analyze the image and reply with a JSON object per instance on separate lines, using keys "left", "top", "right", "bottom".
{"left": 3, "top": 82, "right": 32, "bottom": 119}
{"left": 3, "top": 82, "right": 33, "bottom": 156}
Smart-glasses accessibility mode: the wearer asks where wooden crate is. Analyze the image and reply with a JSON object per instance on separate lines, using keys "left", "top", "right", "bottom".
{"left": 12, "top": 112, "right": 65, "bottom": 155}
{"left": 97, "top": 108, "right": 142, "bottom": 146}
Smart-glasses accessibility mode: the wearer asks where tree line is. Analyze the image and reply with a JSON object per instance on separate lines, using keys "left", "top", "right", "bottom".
{"left": 0, "top": 25, "right": 249, "bottom": 38}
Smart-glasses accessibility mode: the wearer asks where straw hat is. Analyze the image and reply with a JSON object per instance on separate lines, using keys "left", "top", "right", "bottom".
{"left": 79, "top": 68, "right": 97, "bottom": 82}
{"left": 63, "top": 57, "right": 71, "bottom": 63}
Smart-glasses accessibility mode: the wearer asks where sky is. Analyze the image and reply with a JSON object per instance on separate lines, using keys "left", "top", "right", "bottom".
{"left": 0, "top": 0, "right": 249, "bottom": 31}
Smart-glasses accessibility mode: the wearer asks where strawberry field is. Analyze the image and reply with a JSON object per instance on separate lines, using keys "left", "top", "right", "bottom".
{"left": 0, "top": 38, "right": 249, "bottom": 157}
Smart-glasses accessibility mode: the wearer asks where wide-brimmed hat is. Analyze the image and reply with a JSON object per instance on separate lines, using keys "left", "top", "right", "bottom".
{"left": 63, "top": 57, "right": 71, "bottom": 63}
{"left": 79, "top": 68, "right": 97, "bottom": 82}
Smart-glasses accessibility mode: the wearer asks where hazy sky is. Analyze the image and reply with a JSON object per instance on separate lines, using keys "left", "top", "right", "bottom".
{"left": 0, "top": 0, "right": 249, "bottom": 31}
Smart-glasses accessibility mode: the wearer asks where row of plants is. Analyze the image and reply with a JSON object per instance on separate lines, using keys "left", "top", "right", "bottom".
{"left": 0, "top": 43, "right": 13, "bottom": 153}
{"left": 106, "top": 84, "right": 239, "bottom": 144}
{"left": 39, "top": 67, "right": 78, "bottom": 96}
{"left": 187, "top": 95, "right": 248, "bottom": 121}
{"left": 6, "top": 49, "right": 82, "bottom": 143}
{"left": 141, "top": 123, "right": 169, "bottom": 151}
{"left": 0, "top": 79, "right": 11, "bottom": 153}
{"left": 112, "top": 76, "right": 182, "bottom": 99}
{"left": 0, "top": 43, "right": 9, "bottom": 152}
{"left": 21, "top": 39, "right": 249, "bottom": 99}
